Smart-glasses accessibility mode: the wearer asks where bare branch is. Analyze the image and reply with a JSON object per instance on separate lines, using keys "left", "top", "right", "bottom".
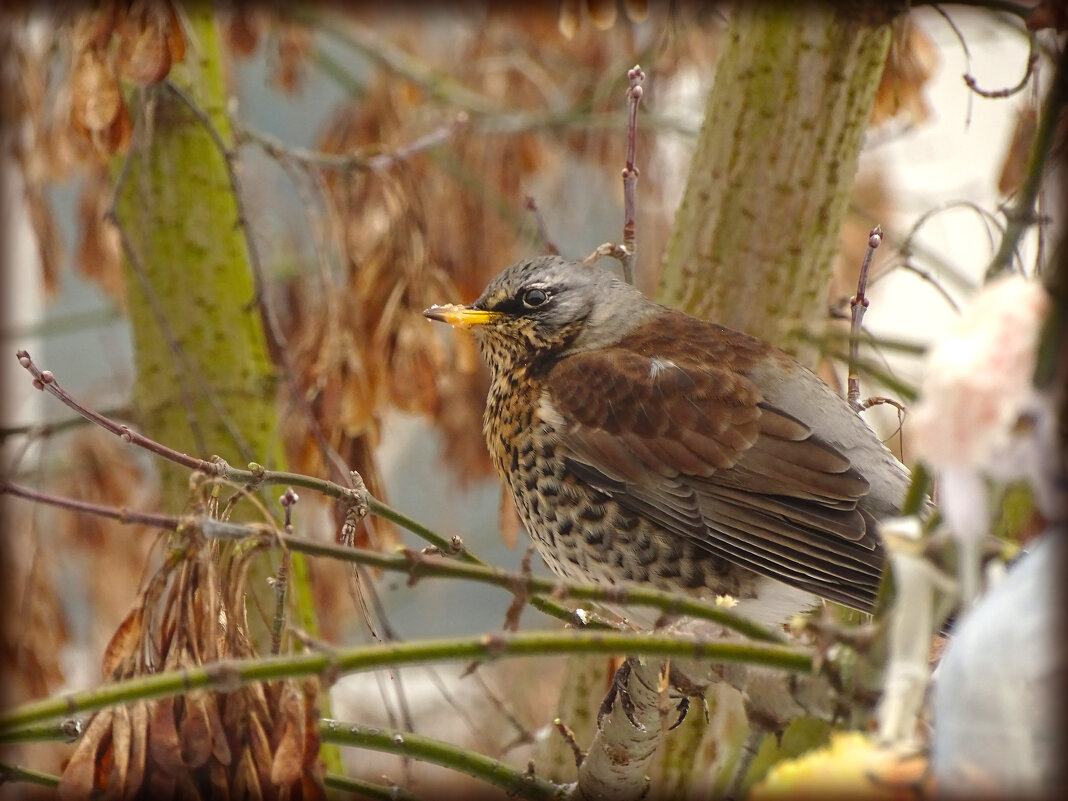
{"left": 963, "top": 32, "right": 1038, "bottom": 99}
{"left": 848, "top": 227, "right": 882, "bottom": 411}
{"left": 620, "top": 65, "right": 645, "bottom": 284}
{"left": 524, "top": 196, "right": 560, "bottom": 255}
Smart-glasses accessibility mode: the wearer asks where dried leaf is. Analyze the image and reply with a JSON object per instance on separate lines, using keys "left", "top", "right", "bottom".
{"left": 207, "top": 758, "right": 230, "bottom": 801}
{"left": 205, "top": 692, "right": 232, "bottom": 766}
{"left": 70, "top": 1, "right": 120, "bottom": 51}
{"left": 93, "top": 96, "right": 133, "bottom": 157}
{"left": 588, "top": 0, "right": 619, "bottom": 30}
{"left": 59, "top": 708, "right": 114, "bottom": 801}
{"left": 179, "top": 691, "right": 214, "bottom": 769}
{"left": 124, "top": 701, "right": 149, "bottom": 801}
{"left": 271, "top": 22, "right": 311, "bottom": 94}
{"left": 102, "top": 604, "right": 144, "bottom": 678}
{"left": 144, "top": 769, "right": 178, "bottom": 801}
{"left": 1028, "top": 0, "right": 1068, "bottom": 31}
{"left": 76, "top": 170, "right": 126, "bottom": 304}
{"left": 118, "top": 11, "right": 172, "bottom": 85}
{"left": 233, "top": 748, "right": 264, "bottom": 801}
{"left": 624, "top": 0, "right": 649, "bottom": 23}
{"left": 871, "top": 19, "right": 938, "bottom": 127}
{"left": 148, "top": 697, "right": 186, "bottom": 776}
{"left": 106, "top": 704, "right": 133, "bottom": 801}
{"left": 165, "top": 3, "right": 187, "bottom": 63}
{"left": 248, "top": 712, "right": 274, "bottom": 797}
{"left": 71, "top": 46, "right": 121, "bottom": 132}
{"left": 998, "top": 107, "right": 1038, "bottom": 197}
{"left": 226, "top": 6, "right": 261, "bottom": 56}
{"left": 24, "top": 183, "right": 65, "bottom": 297}
{"left": 269, "top": 681, "right": 306, "bottom": 786}
{"left": 558, "top": 0, "right": 581, "bottom": 38}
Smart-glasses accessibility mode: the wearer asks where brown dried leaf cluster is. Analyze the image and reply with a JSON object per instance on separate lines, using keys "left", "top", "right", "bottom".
{"left": 58, "top": 521, "right": 325, "bottom": 800}
{"left": 10, "top": 2, "right": 184, "bottom": 299}
{"left": 871, "top": 17, "right": 938, "bottom": 128}
{"left": 67, "top": 0, "right": 186, "bottom": 158}
{"left": 222, "top": 5, "right": 313, "bottom": 93}
{"left": 558, "top": 0, "right": 650, "bottom": 38}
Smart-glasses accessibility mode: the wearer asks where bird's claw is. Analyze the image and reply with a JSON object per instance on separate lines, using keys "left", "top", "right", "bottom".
{"left": 598, "top": 659, "right": 646, "bottom": 731}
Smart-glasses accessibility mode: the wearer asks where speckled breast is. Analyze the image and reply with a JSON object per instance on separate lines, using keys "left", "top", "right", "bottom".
{"left": 484, "top": 379, "right": 736, "bottom": 600}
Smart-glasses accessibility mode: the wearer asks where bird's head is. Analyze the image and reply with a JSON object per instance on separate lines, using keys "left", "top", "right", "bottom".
{"left": 424, "top": 255, "right": 656, "bottom": 374}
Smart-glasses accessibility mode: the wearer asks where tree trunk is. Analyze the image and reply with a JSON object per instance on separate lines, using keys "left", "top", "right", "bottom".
{"left": 657, "top": 2, "right": 894, "bottom": 367}
{"left": 115, "top": 9, "right": 281, "bottom": 498}
{"left": 112, "top": 8, "right": 338, "bottom": 769}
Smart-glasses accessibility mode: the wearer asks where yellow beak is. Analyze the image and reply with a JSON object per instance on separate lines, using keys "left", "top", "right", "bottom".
{"left": 423, "top": 304, "right": 500, "bottom": 329}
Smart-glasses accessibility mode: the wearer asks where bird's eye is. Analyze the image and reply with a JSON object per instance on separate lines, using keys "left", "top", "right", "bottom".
{"left": 522, "top": 287, "right": 549, "bottom": 308}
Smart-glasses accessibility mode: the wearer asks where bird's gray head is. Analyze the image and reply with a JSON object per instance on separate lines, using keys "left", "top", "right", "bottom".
{"left": 424, "top": 255, "right": 657, "bottom": 372}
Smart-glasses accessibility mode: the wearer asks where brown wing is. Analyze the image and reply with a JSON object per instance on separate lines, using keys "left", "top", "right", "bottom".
{"left": 546, "top": 337, "right": 885, "bottom": 610}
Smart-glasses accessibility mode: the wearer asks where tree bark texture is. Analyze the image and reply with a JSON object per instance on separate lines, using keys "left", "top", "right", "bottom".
{"left": 115, "top": 8, "right": 282, "bottom": 507}
{"left": 658, "top": 2, "right": 894, "bottom": 366}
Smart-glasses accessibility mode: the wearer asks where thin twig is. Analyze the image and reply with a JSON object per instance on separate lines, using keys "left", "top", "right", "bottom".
{"left": 848, "top": 227, "right": 882, "bottom": 411}
{"left": 1, "top": 479, "right": 789, "bottom": 642}
{"left": 324, "top": 772, "right": 425, "bottom": 801}
{"left": 620, "top": 64, "right": 645, "bottom": 284}
{"left": 986, "top": 37, "right": 1068, "bottom": 279}
{"left": 321, "top": 719, "right": 561, "bottom": 801}
{"left": 523, "top": 196, "right": 560, "bottom": 255}
{"left": 270, "top": 488, "right": 299, "bottom": 656}
{"left": 963, "top": 31, "right": 1037, "bottom": 99}
{"left": 553, "top": 718, "right": 586, "bottom": 768}
{"left": 10, "top": 351, "right": 606, "bottom": 629}
{"left": 236, "top": 113, "right": 468, "bottom": 172}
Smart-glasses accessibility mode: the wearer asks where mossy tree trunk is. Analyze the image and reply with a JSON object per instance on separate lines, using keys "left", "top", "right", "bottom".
{"left": 658, "top": 1, "right": 894, "bottom": 368}
{"left": 112, "top": 9, "right": 339, "bottom": 769}
{"left": 115, "top": 11, "right": 279, "bottom": 490}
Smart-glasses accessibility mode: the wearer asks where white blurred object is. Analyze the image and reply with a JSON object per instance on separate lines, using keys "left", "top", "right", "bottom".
{"left": 875, "top": 517, "right": 957, "bottom": 750}
{"left": 911, "top": 275, "right": 1056, "bottom": 603}
{"left": 932, "top": 529, "right": 1065, "bottom": 798}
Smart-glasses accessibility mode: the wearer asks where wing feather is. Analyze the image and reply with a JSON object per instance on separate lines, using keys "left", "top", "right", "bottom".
{"left": 546, "top": 341, "right": 885, "bottom": 609}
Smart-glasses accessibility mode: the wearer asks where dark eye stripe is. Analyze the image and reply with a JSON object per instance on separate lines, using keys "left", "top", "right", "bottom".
{"left": 487, "top": 296, "right": 525, "bottom": 315}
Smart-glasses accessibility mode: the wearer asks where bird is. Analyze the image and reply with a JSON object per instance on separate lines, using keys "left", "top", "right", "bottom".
{"left": 424, "top": 255, "right": 914, "bottom": 627}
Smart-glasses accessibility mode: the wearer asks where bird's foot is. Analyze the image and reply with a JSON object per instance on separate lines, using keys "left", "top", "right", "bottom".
{"left": 598, "top": 658, "right": 646, "bottom": 731}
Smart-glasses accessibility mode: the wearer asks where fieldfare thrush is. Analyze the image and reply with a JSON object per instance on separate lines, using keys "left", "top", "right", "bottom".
{"left": 424, "top": 256, "right": 913, "bottom": 626}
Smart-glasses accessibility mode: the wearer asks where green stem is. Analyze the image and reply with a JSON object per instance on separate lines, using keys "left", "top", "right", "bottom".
{"left": 322, "top": 719, "right": 563, "bottom": 801}
{"left": 324, "top": 772, "right": 424, "bottom": 801}
{"left": 217, "top": 524, "right": 785, "bottom": 643}
{"left": 0, "top": 763, "right": 61, "bottom": 790}
{"left": 0, "top": 631, "right": 812, "bottom": 733}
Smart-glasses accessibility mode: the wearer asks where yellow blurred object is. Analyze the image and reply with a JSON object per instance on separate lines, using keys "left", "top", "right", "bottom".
{"left": 749, "top": 732, "right": 931, "bottom": 801}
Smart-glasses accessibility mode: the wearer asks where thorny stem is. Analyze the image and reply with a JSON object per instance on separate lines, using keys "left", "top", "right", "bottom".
{"left": 986, "top": 36, "right": 1068, "bottom": 280}
{"left": 0, "top": 480, "right": 786, "bottom": 643}
{"left": 321, "top": 719, "right": 563, "bottom": 801}
{"left": 848, "top": 226, "right": 882, "bottom": 411}
{"left": 621, "top": 65, "right": 645, "bottom": 285}
{"left": 0, "top": 631, "right": 812, "bottom": 733}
